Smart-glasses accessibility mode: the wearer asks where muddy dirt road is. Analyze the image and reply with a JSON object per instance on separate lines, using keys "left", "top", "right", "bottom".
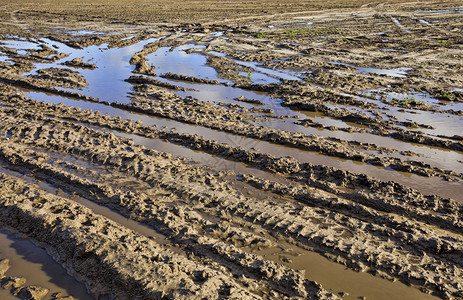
{"left": 0, "top": 0, "right": 462, "bottom": 299}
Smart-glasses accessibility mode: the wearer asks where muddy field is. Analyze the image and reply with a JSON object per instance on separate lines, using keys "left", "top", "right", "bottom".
{"left": 0, "top": 0, "right": 462, "bottom": 299}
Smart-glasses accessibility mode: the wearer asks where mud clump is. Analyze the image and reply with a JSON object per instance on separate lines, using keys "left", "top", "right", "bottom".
{"left": 0, "top": 259, "right": 9, "bottom": 278}
{"left": 161, "top": 72, "right": 219, "bottom": 84}
{"left": 29, "top": 67, "right": 88, "bottom": 89}
{"left": 133, "top": 60, "right": 156, "bottom": 75}
{"left": 62, "top": 58, "right": 96, "bottom": 70}
{"left": 234, "top": 96, "right": 264, "bottom": 105}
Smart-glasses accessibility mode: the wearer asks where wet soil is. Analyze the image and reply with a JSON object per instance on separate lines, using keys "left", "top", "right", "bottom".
{"left": 0, "top": 0, "right": 462, "bottom": 299}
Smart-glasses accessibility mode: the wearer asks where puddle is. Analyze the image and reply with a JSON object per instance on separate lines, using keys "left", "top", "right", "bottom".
{"left": 0, "top": 39, "right": 42, "bottom": 51}
{"left": 268, "top": 22, "right": 314, "bottom": 28}
{"left": 358, "top": 89, "right": 463, "bottom": 136}
{"left": 391, "top": 17, "right": 411, "bottom": 33}
{"left": 232, "top": 58, "right": 302, "bottom": 82}
{"left": 0, "top": 54, "right": 10, "bottom": 63}
{"left": 238, "top": 71, "right": 279, "bottom": 84}
{"left": 65, "top": 30, "right": 108, "bottom": 36}
{"left": 114, "top": 131, "right": 287, "bottom": 183}
{"left": 209, "top": 31, "right": 225, "bottom": 38}
{"left": 329, "top": 61, "right": 412, "bottom": 77}
{"left": 9, "top": 35, "right": 297, "bottom": 112}
{"left": 414, "top": 8, "right": 463, "bottom": 14}
{"left": 251, "top": 244, "right": 438, "bottom": 300}
{"left": 145, "top": 44, "right": 226, "bottom": 82}
{"left": 17, "top": 36, "right": 163, "bottom": 104}
{"left": 3, "top": 32, "right": 462, "bottom": 204}
{"left": 357, "top": 66, "right": 412, "bottom": 77}
{"left": 23, "top": 90, "right": 222, "bottom": 136}
{"left": 42, "top": 182, "right": 170, "bottom": 246}
{"left": 0, "top": 229, "right": 92, "bottom": 300}
{"left": 145, "top": 43, "right": 300, "bottom": 84}
{"left": 0, "top": 163, "right": 168, "bottom": 246}
{"left": 365, "top": 32, "right": 386, "bottom": 36}
{"left": 207, "top": 51, "right": 227, "bottom": 57}
{"left": 418, "top": 19, "right": 432, "bottom": 25}
{"left": 0, "top": 23, "right": 461, "bottom": 300}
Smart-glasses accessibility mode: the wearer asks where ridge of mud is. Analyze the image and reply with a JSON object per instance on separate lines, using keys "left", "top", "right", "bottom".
{"left": 0, "top": 143, "right": 328, "bottom": 299}
{"left": 62, "top": 58, "right": 96, "bottom": 70}
{"left": 161, "top": 72, "right": 220, "bottom": 85}
{"left": 0, "top": 94, "right": 461, "bottom": 233}
{"left": 28, "top": 67, "right": 89, "bottom": 89}
{"left": 0, "top": 114, "right": 338, "bottom": 298}
{"left": 126, "top": 75, "right": 186, "bottom": 91}
{"left": 113, "top": 90, "right": 462, "bottom": 181}
{"left": 0, "top": 71, "right": 101, "bottom": 103}
{"left": 296, "top": 118, "right": 463, "bottom": 153}
{"left": 0, "top": 101, "right": 461, "bottom": 298}
{"left": 0, "top": 174, "right": 264, "bottom": 299}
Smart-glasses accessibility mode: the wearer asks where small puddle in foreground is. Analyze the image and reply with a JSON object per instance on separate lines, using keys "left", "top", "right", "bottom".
{"left": 0, "top": 230, "right": 92, "bottom": 300}
{"left": 250, "top": 243, "right": 438, "bottom": 300}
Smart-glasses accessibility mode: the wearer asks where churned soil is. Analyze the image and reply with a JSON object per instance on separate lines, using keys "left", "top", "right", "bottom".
{"left": 0, "top": 0, "right": 462, "bottom": 299}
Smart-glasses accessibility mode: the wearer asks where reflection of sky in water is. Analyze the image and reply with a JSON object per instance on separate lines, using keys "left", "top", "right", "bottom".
{"left": 239, "top": 71, "right": 280, "bottom": 84}
{"left": 414, "top": 8, "right": 463, "bottom": 13}
{"left": 154, "top": 76, "right": 298, "bottom": 118}
{"left": 207, "top": 51, "right": 227, "bottom": 57}
{"left": 7, "top": 37, "right": 301, "bottom": 104}
{"left": 0, "top": 229, "right": 92, "bottom": 300}
{"left": 391, "top": 110, "right": 462, "bottom": 136}
{"left": 24, "top": 91, "right": 213, "bottom": 136}
{"left": 356, "top": 67, "right": 412, "bottom": 78}
{"left": 209, "top": 31, "right": 225, "bottom": 37}
{"left": 329, "top": 61, "right": 412, "bottom": 78}
{"left": 0, "top": 39, "right": 42, "bottom": 50}
{"left": 356, "top": 89, "right": 463, "bottom": 136}
{"left": 418, "top": 19, "right": 432, "bottom": 25}
{"left": 0, "top": 54, "right": 9, "bottom": 63}
{"left": 234, "top": 59, "right": 302, "bottom": 82}
{"left": 145, "top": 44, "right": 300, "bottom": 84}
{"left": 365, "top": 32, "right": 386, "bottom": 36}
{"left": 382, "top": 90, "right": 463, "bottom": 111}
{"left": 145, "top": 45, "right": 221, "bottom": 81}
{"left": 268, "top": 22, "right": 314, "bottom": 28}
{"left": 66, "top": 30, "right": 107, "bottom": 35}
{"left": 21, "top": 37, "right": 161, "bottom": 103}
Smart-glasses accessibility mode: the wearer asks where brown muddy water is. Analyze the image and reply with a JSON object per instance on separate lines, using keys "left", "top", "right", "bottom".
{"left": 250, "top": 244, "right": 438, "bottom": 300}
{"left": 0, "top": 230, "right": 92, "bottom": 300}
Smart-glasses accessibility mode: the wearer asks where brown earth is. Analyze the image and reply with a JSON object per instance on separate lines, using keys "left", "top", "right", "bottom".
{"left": 0, "top": 0, "right": 462, "bottom": 299}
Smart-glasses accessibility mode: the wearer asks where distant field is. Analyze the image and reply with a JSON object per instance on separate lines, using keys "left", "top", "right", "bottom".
{"left": 0, "top": 0, "right": 452, "bottom": 24}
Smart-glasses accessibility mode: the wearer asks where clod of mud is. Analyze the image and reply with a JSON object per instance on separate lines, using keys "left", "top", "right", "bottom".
{"left": 161, "top": 72, "right": 219, "bottom": 85}
{"left": 234, "top": 96, "right": 264, "bottom": 105}
{"left": 62, "top": 58, "right": 96, "bottom": 70}
{"left": 29, "top": 67, "right": 88, "bottom": 89}
{"left": 16, "top": 286, "right": 49, "bottom": 300}
{"left": 1, "top": 276, "right": 27, "bottom": 289}
{"left": 0, "top": 259, "right": 10, "bottom": 278}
